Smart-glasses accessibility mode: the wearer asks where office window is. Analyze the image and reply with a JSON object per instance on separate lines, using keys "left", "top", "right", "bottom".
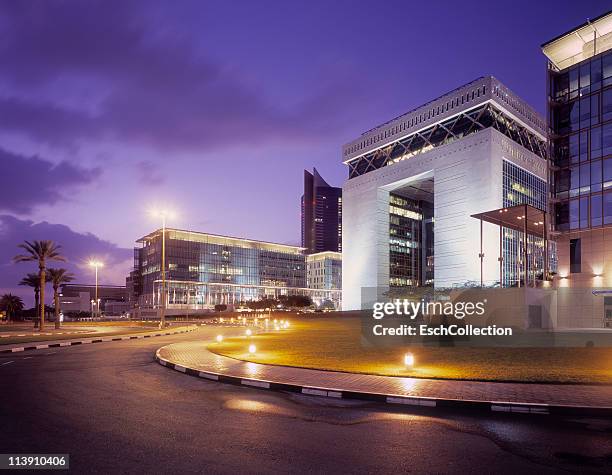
{"left": 604, "top": 53, "right": 612, "bottom": 86}
{"left": 591, "top": 93, "right": 600, "bottom": 125}
{"left": 580, "top": 130, "right": 588, "bottom": 162}
{"left": 579, "top": 63, "right": 590, "bottom": 92}
{"left": 604, "top": 158, "right": 612, "bottom": 186}
{"left": 603, "top": 123, "right": 612, "bottom": 156}
{"left": 591, "top": 57, "right": 603, "bottom": 90}
{"left": 570, "top": 238, "right": 581, "bottom": 274}
{"left": 605, "top": 191, "right": 612, "bottom": 225}
{"left": 580, "top": 163, "right": 590, "bottom": 193}
{"left": 569, "top": 67, "right": 579, "bottom": 92}
{"left": 579, "top": 97, "right": 590, "bottom": 129}
{"left": 603, "top": 88, "right": 612, "bottom": 121}
{"left": 591, "top": 194, "right": 602, "bottom": 226}
{"left": 579, "top": 197, "right": 589, "bottom": 228}
{"left": 591, "top": 126, "right": 602, "bottom": 159}
{"left": 569, "top": 199, "right": 579, "bottom": 229}
{"left": 569, "top": 166, "right": 580, "bottom": 197}
{"left": 591, "top": 160, "right": 602, "bottom": 191}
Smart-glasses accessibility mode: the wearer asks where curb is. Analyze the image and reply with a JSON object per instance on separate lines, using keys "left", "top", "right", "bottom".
{"left": 155, "top": 349, "right": 612, "bottom": 418}
{"left": 0, "top": 326, "right": 198, "bottom": 354}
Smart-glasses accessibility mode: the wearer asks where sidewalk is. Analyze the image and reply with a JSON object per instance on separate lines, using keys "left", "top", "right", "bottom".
{"left": 156, "top": 340, "right": 612, "bottom": 416}
{"left": 0, "top": 325, "right": 198, "bottom": 353}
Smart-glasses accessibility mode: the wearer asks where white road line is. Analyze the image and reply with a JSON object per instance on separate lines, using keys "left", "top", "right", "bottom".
{"left": 23, "top": 356, "right": 33, "bottom": 360}
{"left": 1, "top": 361, "right": 14, "bottom": 366}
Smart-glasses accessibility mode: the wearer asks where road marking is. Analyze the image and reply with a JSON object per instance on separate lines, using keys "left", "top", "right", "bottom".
{"left": 11, "top": 347, "right": 24, "bottom": 352}
{"left": 387, "top": 396, "right": 437, "bottom": 407}
{"left": 1, "top": 361, "right": 14, "bottom": 366}
{"left": 241, "top": 379, "right": 270, "bottom": 389}
{"left": 198, "top": 372, "right": 219, "bottom": 381}
{"left": 23, "top": 356, "right": 33, "bottom": 360}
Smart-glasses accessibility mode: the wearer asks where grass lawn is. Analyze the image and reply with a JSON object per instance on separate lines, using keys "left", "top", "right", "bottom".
{"left": 209, "top": 316, "right": 612, "bottom": 384}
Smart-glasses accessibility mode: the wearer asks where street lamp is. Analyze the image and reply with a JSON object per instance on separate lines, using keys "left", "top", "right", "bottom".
{"left": 150, "top": 209, "right": 174, "bottom": 329}
{"left": 88, "top": 260, "right": 104, "bottom": 319}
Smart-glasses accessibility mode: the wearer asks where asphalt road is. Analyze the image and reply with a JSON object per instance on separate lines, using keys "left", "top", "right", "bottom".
{"left": 0, "top": 328, "right": 610, "bottom": 474}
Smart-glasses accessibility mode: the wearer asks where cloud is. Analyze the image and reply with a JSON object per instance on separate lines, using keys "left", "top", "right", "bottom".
{"left": 0, "top": 1, "right": 363, "bottom": 153}
{"left": 0, "top": 148, "right": 101, "bottom": 214}
{"left": 0, "top": 215, "right": 132, "bottom": 306}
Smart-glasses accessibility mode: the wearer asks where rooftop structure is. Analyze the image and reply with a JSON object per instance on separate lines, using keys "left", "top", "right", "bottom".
{"left": 542, "top": 10, "right": 612, "bottom": 71}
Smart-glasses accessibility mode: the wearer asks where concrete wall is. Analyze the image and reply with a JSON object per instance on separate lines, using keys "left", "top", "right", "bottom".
{"left": 553, "top": 227, "right": 612, "bottom": 328}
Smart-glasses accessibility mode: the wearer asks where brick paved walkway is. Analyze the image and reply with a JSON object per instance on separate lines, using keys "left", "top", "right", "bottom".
{"left": 158, "top": 331, "right": 612, "bottom": 408}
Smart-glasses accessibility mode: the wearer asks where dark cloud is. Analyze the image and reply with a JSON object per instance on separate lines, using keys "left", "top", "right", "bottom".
{"left": 0, "top": 215, "right": 132, "bottom": 306}
{"left": 0, "top": 148, "right": 101, "bottom": 214}
{"left": 0, "top": 1, "right": 361, "bottom": 152}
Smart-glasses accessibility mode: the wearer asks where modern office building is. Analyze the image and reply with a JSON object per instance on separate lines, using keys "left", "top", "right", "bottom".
{"left": 306, "top": 251, "right": 342, "bottom": 308}
{"left": 341, "top": 76, "right": 549, "bottom": 310}
{"left": 306, "top": 251, "right": 342, "bottom": 290}
{"left": 132, "top": 228, "right": 341, "bottom": 313}
{"left": 301, "top": 168, "right": 342, "bottom": 254}
{"left": 59, "top": 284, "right": 127, "bottom": 314}
{"left": 542, "top": 11, "right": 612, "bottom": 327}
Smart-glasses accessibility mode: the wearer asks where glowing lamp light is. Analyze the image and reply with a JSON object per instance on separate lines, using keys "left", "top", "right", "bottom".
{"left": 248, "top": 344, "right": 256, "bottom": 354}
{"left": 245, "top": 329, "right": 252, "bottom": 337}
{"left": 404, "top": 352, "right": 415, "bottom": 367}
{"left": 219, "top": 317, "right": 224, "bottom": 323}
{"left": 216, "top": 335, "right": 223, "bottom": 343}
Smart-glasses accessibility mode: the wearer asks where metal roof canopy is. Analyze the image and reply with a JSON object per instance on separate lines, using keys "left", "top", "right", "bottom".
{"left": 471, "top": 204, "right": 547, "bottom": 238}
{"left": 541, "top": 10, "right": 612, "bottom": 70}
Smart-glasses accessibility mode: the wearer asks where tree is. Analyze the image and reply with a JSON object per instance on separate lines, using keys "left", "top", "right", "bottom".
{"left": 14, "top": 240, "right": 65, "bottom": 331}
{"left": 0, "top": 294, "right": 24, "bottom": 322}
{"left": 19, "top": 272, "right": 47, "bottom": 327}
{"left": 47, "top": 268, "right": 75, "bottom": 329}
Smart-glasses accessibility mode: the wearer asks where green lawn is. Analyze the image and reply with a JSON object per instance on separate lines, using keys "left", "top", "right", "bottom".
{"left": 208, "top": 316, "right": 612, "bottom": 384}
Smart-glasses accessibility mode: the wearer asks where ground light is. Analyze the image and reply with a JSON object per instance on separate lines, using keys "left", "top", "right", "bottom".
{"left": 248, "top": 344, "right": 256, "bottom": 354}
{"left": 245, "top": 329, "right": 252, "bottom": 337}
{"left": 216, "top": 335, "right": 223, "bottom": 343}
{"left": 404, "top": 352, "right": 415, "bottom": 367}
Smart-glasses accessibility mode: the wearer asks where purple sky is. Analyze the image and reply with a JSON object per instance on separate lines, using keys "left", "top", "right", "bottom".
{"left": 0, "top": 0, "right": 609, "bottom": 305}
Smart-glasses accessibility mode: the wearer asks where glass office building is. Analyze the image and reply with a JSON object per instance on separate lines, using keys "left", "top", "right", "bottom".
{"left": 301, "top": 168, "right": 342, "bottom": 254}
{"left": 133, "top": 228, "right": 341, "bottom": 310}
{"left": 542, "top": 10, "right": 612, "bottom": 327}
{"left": 547, "top": 43, "right": 612, "bottom": 230}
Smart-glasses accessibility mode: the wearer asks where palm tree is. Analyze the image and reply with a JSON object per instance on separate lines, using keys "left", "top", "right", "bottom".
{"left": 47, "top": 268, "right": 75, "bottom": 329}
{"left": 0, "top": 294, "right": 24, "bottom": 323}
{"left": 14, "top": 241, "right": 65, "bottom": 331}
{"left": 19, "top": 273, "right": 42, "bottom": 327}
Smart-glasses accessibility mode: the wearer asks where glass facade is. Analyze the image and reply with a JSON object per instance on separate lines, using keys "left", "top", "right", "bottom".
{"left": 306, "top": 252, "right": 342, "bottom": 290}
{"left": 347, "top": 103, "right": 547, "bottom": 179}
{"left": 389, "top": 193, "right": 434, "bottom": 288}
{"left": 134, "top": 229, "right": 340, "bottom": 309}
{"left": 501, "top": 161, "right": 553, "bottom": 286}
{"left": 550, "top": 50, "right": 612, "bottom": 231}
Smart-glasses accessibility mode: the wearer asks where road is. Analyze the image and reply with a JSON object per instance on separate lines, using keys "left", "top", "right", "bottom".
{"left": 0, "top": 327, "right": 610, "bottom": 474}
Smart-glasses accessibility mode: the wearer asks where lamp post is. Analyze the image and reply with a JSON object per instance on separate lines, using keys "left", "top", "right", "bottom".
{"left": 88, "top": 260, "right": 103, "bottom": 319}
